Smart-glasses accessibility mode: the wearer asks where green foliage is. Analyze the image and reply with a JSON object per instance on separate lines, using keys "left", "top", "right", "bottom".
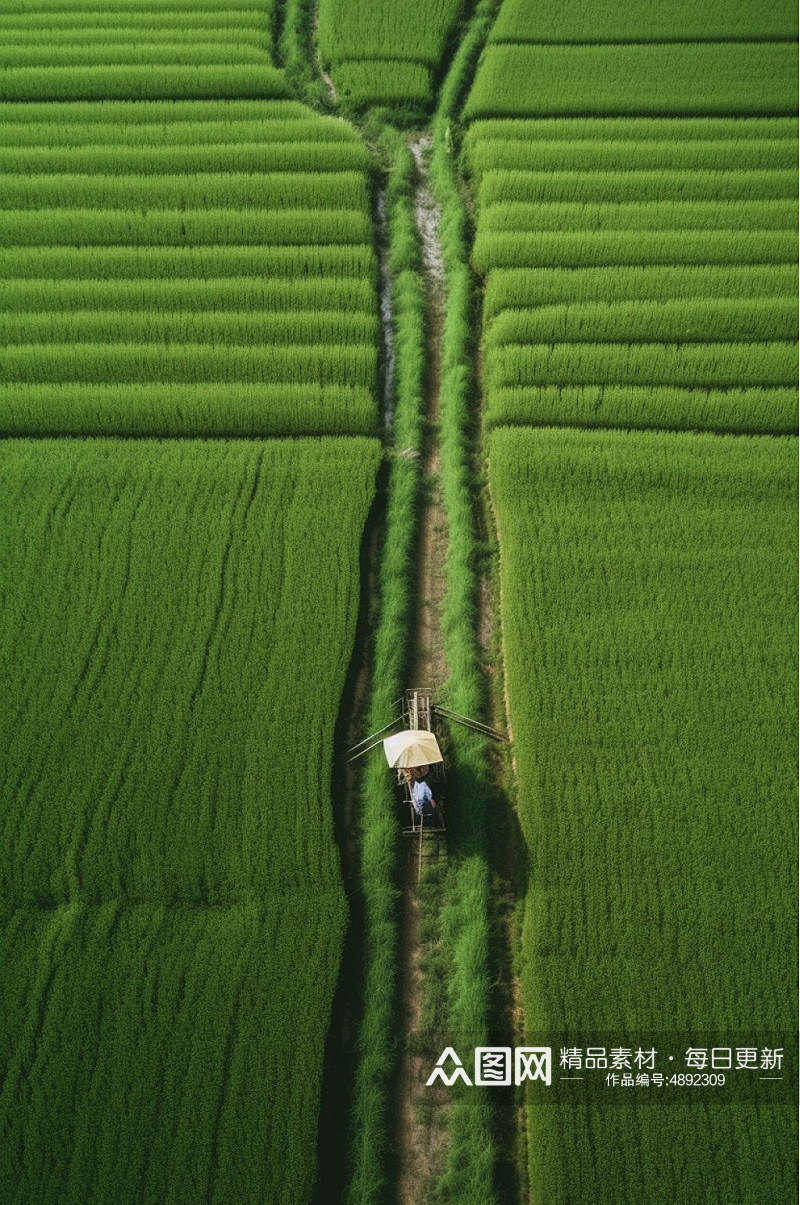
{"left": 1, "top": 309, "right": 380, "bottom": 346}
{"left": 490, "top": 0, "right": 797, "bottom": 42}
{"left": 0, "top": 437, "right": 380, "bottom": 906}
{"left": 489, "top": 424, "right": 797, "bottom": 1203}
{"left": 0, "top": 435, "right": 381, "bottom": 1201}
{"left": 319, "top": 0, "right": 465, "bottom": 66}
{"left": 465, "top": 43, "right": 798, "bottom": 118}
{"left": 467, "top": 112, "right": 797, "bottom": 434}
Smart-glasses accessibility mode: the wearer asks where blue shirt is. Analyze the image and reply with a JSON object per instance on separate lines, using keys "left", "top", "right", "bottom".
{"left": 411, "top": 779, "right": 433, "bottom": 814}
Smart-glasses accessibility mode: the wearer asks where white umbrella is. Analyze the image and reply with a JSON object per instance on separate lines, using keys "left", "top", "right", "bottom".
{"left": 383, "top": 729, "right": 443, "bottom": 769}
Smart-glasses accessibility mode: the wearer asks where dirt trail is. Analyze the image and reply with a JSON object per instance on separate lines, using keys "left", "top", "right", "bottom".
{"left": 393, "top": 134, "right": 450, "bottom": 1205}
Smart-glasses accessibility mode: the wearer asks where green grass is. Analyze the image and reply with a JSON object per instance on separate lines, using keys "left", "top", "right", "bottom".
{"left": 488, "top": 424, "right": 797, "bottom": 1203}
{"left": 0, "top": 435, "right": 381, "bottom": 1202}
{"left": 465, "top": 43, "right": 798, "bottom": 118}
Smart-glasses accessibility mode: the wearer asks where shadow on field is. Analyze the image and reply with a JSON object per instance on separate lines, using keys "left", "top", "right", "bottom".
{"left": 312, "top": 459, "right": 387, "bottom": 1205}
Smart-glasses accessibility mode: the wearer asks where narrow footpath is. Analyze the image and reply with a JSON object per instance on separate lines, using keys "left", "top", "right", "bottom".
{"left": 393, "top": 134, "right": 450, "bottom": 1205}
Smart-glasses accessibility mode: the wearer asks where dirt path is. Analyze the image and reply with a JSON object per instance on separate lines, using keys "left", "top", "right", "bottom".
{"left": 393, "top": 134, "right": 450, "bottom": 1205}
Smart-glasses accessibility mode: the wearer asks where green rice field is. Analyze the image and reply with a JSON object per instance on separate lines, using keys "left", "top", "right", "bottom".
{"left": 1, "top": 0, "right": 796, "bottom": 1200}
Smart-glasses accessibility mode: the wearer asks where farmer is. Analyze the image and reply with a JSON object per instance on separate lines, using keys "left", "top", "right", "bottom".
{"left": 411, "top": 775, "right": 437, "bottom": 821}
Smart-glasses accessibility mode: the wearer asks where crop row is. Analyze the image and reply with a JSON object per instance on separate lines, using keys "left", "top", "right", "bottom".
{"left": 487, "top": 342, "right": 796, "bottom": 388}
{"left": 0, "top": 98, "right": 310, "bottom": 124}
{"left": 465, "top": 116, "right": 797, "bottom": 147}
{"left": 1, "top": 10, "right": 273, "bottom": 31}
{"left": 0, "top": 65, "right": 291, "bottom": 102}
{"left": 467, "top": 136, "right": 797, "bottom": 178}
{"left": 1, "top": 207, "right": 372, "bottom": 247}
{"left": 486, "top": 385, "right": 797, "bottom": 434}
{"left": 0, "top": 309, "right": 380, "bottom": 345}
{"left": 480, "top": 199, "right": 796, "bottom": 232}
{"left": 473, "top": 229, "right": 795, "bottom": 269}
{"left": 483, "top": 264, "right": 798, "bottom": 317}
{"left": 1, "top": 244, "right": 376, "bottom": 279}
{"left": 0, "top": 141, "right": 370, "bottom": 173}
{"left": 3, "top": 343, "right": 379, "bottom": 388}
{"left": 485, "top": 299, "right": 797, "bottom": 346}
{"left": 489, "top": 0, "right": 797, "bottom": 42}
{"left": 479, "top": 168, "right": 796, "bottom": 204}
{"left": 2, "top": 23, "right": 271, "bottom": 44}
{"left": 0, "top": 383, "right": 377, "bottom": 437}
{"left": 465, "top": 43, "right": 798, "bottom": 117}
{"left": 0, "top": 116, "right": 358, "bottom": 148}
{"left": 1, "top": 43, "right": 275, "bottom": 67}
{"left": 1, "top": 170, "right": 369, "bottom": 210}
{"left": 0, "top": 274, "right": 376, "bottom": 312}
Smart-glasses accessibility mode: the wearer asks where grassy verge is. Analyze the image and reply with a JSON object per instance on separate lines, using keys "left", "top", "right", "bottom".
{"left": 345, "top": 128, "right": 427, "bottom": 1205}
{"left": 428, "top": 0, "right": 504, "bottom": 1200}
